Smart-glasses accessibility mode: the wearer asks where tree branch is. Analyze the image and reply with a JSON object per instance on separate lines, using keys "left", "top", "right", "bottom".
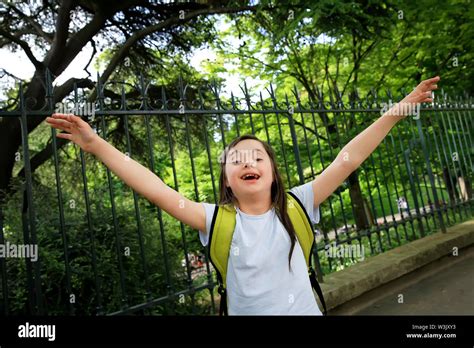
{"left": 374, "top": 24, "right": 411, "bottom": 91}
{"left": 53, "top": 77, "right": 95, "bottom": 101}
{"left": 53, "top": 0, "right": 74, "bottom": 49}
{"left": 83, "top": 39, "right": 97, "bottom": 77}
{"left": 0, "top": 28, "right": 42, "bottom": 69}
{"left": 0, "top": 68, "right": 23, "bottom": 81}
{"left": 90, "top": 4, "right": 260, "bottom": 100}
{"left": 16, "top": 77, "right": 95, "bottom": 178}
{"left": 14, "top": 3, "right": 264, "bottom": 184}
{"left": 8, "top": 5, "right": 54, "bottom": 43}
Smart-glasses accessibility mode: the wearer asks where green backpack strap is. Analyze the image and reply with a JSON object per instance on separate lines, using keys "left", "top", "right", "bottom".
{"left": 287, "top": 191, "right": 328, "bottom": 315}
{"left": 208, "top": 204, "right": 236, "bottom": 316}
{"left": 286, "top": 192, "right": 314, "bottom": 266}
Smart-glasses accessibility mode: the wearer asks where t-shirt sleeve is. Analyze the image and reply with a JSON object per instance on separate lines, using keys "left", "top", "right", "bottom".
{"left": 198, "top": 202, "right": 217, "bottom": 247}
{"left": 289, "top": 181, "right": 321, "bottom": 225}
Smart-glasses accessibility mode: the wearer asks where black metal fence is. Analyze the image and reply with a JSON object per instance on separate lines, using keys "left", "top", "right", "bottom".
{"left": 0, "top": 71, "right": 473, "bottom": 315}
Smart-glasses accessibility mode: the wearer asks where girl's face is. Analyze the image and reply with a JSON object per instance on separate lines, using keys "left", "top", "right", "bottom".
{"left": 224, "top": 139, "right": 274, "bottom": 198}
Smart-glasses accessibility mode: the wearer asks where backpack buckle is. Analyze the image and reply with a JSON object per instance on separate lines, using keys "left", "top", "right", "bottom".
{"left": 217, "top": 284, "right": 226, "bottom": 295}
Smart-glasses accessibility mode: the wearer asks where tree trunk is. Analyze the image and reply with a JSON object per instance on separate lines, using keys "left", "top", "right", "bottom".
{"left": 0, "top": 123, "right": 21, "bottom": 203}
{"left": 0, "top": 71, "right": 47, "bottom": 203}
{"left": 347, "top": 170, "right": 371, "bottom": 230}
{"left": 442, "top": 167, "right": 458, "bottom": 204}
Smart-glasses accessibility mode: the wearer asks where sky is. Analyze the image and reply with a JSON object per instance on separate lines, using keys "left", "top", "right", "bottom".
{"left": 0, "top": 44, "right": 245, "bottom": 89}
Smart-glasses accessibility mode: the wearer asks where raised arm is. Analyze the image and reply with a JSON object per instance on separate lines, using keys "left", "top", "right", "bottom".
{"left": 312, "top": 76, "right": 440, "bottom": 208}
{"left": 46, "top": 113, "right": 206, "bottom": 232}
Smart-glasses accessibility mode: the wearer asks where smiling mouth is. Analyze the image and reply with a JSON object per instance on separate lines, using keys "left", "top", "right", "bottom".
{"left": 241, "top": 174, "right": 260, "bottom": 181}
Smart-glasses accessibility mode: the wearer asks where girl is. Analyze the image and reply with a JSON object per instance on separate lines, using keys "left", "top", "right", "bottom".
{"left": 46, "top": 76, "right": 439, "bottom": 315}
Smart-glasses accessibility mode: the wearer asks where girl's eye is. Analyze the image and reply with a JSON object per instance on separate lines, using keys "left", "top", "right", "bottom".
{"left": 230, "top": 159, "right": 261, "bottom": 164}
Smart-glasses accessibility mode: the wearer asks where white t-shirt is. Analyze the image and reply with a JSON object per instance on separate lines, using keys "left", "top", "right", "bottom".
{"left": 199, "top": 181, "right": 322, "bottom": 315}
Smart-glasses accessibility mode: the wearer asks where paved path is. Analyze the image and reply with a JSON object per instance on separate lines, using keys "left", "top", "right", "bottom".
{"left": 354, "top": 252, "right": 474, "bottom": 315}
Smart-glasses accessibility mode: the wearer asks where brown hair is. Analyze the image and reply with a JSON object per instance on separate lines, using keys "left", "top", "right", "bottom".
{"left": 218, "top": 134, "right": 297, "bottom": 271}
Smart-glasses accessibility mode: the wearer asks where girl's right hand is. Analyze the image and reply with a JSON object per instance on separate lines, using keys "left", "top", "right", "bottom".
{"left": 46, "top": 113, "right": 100, "bottom": 154}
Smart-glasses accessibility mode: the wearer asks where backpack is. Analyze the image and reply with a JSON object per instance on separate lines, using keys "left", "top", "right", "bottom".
{"left": 208, "top": 191, "right": 327, "bottom": 316}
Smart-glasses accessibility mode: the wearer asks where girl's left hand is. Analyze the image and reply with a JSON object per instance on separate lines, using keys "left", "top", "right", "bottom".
{"left": 402, "top": 76, "right": 440, "bottom": 105}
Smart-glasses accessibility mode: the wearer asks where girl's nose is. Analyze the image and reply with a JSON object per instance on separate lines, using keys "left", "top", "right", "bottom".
{"left": 243, "top": 161, "right": 256, "bottom": 168}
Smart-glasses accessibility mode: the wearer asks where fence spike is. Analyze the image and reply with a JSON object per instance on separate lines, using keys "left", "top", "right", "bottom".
{"left": 161, "top": 85, "right": 168, "bottom": 110}
{"left": 230, "top": 91, "right": 238, "bottom": 110}
{"left": 178, "top": 74, "right": 186, "bottom": 101}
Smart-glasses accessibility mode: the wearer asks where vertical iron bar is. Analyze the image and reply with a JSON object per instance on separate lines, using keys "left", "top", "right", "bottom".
{"left": 50, "top": 71, "right": 74, "bottom": 314}
{"left": 121, "top": 83, "right": 152, "bottom": 305}
{"left": 451, "top": 104, "right": 472, "bottom": 215}
{"left": 428, "top": 112, "right": 452, "bottom": 225}
{"left": 268, "top": 84, "right": 292, "bottom": 188}
{"left": 440, "top": 108, "right": 464, "bottom": 220}
{"left": 199, "top": 90, "right": 217, "bottom": 314}
{"left": 415, "top": 110, "right": 446, "bottom": 233}
{"left": 80, "top": 74, "right": 103, "bottom": 315}
{"left": 97, "top": 77, "right": 128, "bottom": 309}
{"left": 0, "top": 206, "right": 8, "bottom": 315}
{"left": 211, "top": 80, "right": 227, "bottom": 148}
{"left": 241, "top": 81, "right": 255, "bottom": 134}
{"left": 176, "top": 77, "right": 197, "bottom": 313}
{"left": 382, "top": 136, "right": 404, "bottom": 245}
{"left": 19, "top": 83, "right": 44, "bottom": 314}
{"left": 388, "top": 129, "right": 414, "bottom": 240}
{"left": 284, "top": 93, "right": 305, "bottom": 185}
{"left": 433, "top": 105, "right": 460, "bottom": 223}
{"left": 293, "top": 87, "right": 315, "bottom": 179}
{"left": 148, "top": 85, "right": 175, "bottom": 314}
{"left": 259, "top": 92, "right": 271, "bottom": 145}
{"left": 308, "top": 100, "right": 338, "bottom": 272}
{"left": 230, "top": 92, "right": 240, "bottom": 137}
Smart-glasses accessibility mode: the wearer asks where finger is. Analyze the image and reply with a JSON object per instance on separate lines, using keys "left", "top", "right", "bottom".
{"left": 52, "top": 113, "right": 83, "bottom": 124}
{"left": 46, "top": 117, "right": 73, "bottom": 129}
{"left": 423, "top": 76, "right": 440, "bottom": 85}
{"left": 56, "top": 133, "right": 73, "bottom": 140}
{"left": 427, "top": 84, "right": 438, "bottom": 91}
{"left": 66, "top": 114, "right": 84, "bottom": 125}
{"left": 422, "top": 94, "right": 434, "bottom": 102}
{"left": 47, "top": 119, "right": 72, "bottom": 132}
{"left": 51, "top": 124, "right": 69, "bottom": 132}
{"left": 51, "top": 113, "right": 71, "bottom": 120}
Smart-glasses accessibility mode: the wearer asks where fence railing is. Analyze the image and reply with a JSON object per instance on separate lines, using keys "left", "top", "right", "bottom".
{"left": 0, "top": 71, "right": 473, "bottom": 315}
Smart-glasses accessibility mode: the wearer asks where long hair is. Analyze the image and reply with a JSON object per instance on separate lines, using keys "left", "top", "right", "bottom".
{"left": 218, "top": 134, "right": 297, "bottom": 271}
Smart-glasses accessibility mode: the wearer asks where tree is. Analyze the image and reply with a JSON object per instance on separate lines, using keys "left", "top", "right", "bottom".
{"left": 207, "top": 0, "right": 398, "bottom": 230}
{"left": 204, "top": 0, "right": 474, "bottom": 231}
{"left": 0, "top": 0, "right": 261, "bottom": 204}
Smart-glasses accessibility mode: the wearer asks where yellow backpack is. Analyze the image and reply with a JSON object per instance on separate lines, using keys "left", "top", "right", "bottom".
{"left": 208, "top": 191, "right": 327, "bottom": 315}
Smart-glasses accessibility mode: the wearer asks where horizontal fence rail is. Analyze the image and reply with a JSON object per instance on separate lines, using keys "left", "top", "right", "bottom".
{"left": 0, "top": 71, "right": 473, "bottom": 315}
